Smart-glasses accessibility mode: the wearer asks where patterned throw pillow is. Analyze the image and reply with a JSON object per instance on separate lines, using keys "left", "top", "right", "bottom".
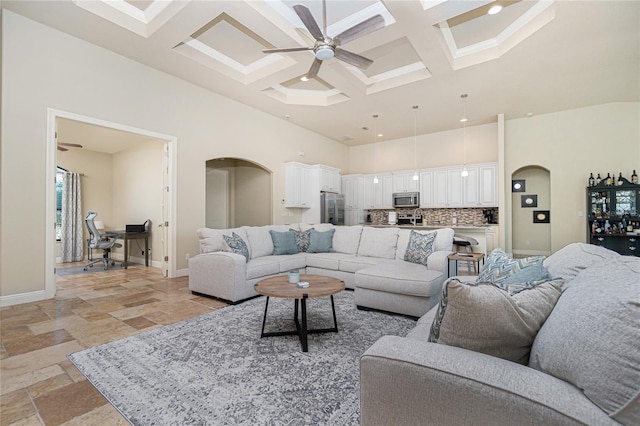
{"left": 476, "top": 248, "right": 544, "bottom": 285}
{"left": 404, "top": 230, "right": 437, "bottom": 266}
{"left": 290, "top": 228, "right": 312, "bottom": 252}
{"left": 223, "top": 232, "right": 250, "bottom": 262}
{"left": 429, "top": 277, "right": 563, "bottom": 364}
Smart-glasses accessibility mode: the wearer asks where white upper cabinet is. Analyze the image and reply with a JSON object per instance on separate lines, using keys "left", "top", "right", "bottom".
{"left": 431, "top": 163, "right": 497, "bottom": 208}
{"left": 392, "top": 171, "right": 420, "bottom": 193}
{"left": 478, "top": 163, "right": 498, "bottom": 206}
{"left": 363, "top": 173, "right": 393, "bottom": 209}
{"left": 318, "top": 166, "right": 341, "bottom": 193}
{"left": 342, "top": 174, "right": 363, "bottom": 210}
{"left": 462, "top": 165, "right": 480, "bottom": 206}
{"left": 419, "top": 170, "right": 434, "bottom": 207}
{"left": 284, "top": 162, "right": 312, "bottom": 208}
{"left": 446, "top": 167, "right": 464, "bottom": 207}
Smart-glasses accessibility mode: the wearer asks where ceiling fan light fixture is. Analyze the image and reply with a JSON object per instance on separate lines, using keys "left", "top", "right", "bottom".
{"left": 488, "top": 5, "right": 503, "bottom": 15}
{"left": 315, "top": 46, "right": 334, "bottom": 61}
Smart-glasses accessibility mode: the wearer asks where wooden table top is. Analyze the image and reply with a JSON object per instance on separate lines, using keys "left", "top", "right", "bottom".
{"left": 447, "top": 252, "right": 485, "bottom": 261}
{"left": 254, "top": 274, "right": 345, "bottom": 299}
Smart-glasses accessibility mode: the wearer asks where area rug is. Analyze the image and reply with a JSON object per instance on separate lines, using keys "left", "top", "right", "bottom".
{"left": 68, "top": 291, "right": 416, "bottom": 425}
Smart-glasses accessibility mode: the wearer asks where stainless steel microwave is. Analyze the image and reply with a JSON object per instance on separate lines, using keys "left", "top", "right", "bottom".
{"left": 393, "top": 192, "right": 420, "bottom": 208}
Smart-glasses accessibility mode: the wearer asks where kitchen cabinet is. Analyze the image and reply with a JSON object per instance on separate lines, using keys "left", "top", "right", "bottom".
{"left": 485, "top": 225, "right": 499, "bottom": 253}
{"left": 432, "top": 163, "right": 498, "bottom": 208}
{"left": 318, "top": 165, "right": 341, "bottom": 193}
{"left": 419, "top": 170, "right": 434, "bottom": 207}
{"left": 363, "top": 173, "right": 393, "bottom": 209}
{"left": 392, "top": 171, "right": 419, "bottom": 193}
{"left": 284, "top": 162, "right": 311, "bottom": 208}
{"left": 478, "top": 163, "right": 498, "bottom": 206}
{"left": 342, "top": 174, "right": 364, "bottom": 225}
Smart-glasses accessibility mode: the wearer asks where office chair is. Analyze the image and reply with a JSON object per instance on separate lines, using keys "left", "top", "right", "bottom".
{"left": 83, "top": 211, "right": 124, "bottom": 270}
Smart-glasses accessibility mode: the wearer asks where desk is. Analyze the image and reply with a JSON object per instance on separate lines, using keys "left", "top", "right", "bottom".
{"left": 447, "top": 252, "right": 484, "bottom": 278}
{"left": 104, "top": 230, "right": 149, "bottom": 269}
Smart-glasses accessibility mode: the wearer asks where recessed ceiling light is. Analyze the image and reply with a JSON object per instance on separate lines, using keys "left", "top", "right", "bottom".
{"left": 300, "top": 76, "right": 309, "bottom": 82}
{"left": 526, "top": 112, "right": 534, "bottom": 117}
{"left": 488, "top": 5, "right": 503, "bottom": 15}
{"left": 377, "top": 133, "right": 383, "bottom": 138}
{"left": 460, "top": 118, "right": 468, "bottom": 123}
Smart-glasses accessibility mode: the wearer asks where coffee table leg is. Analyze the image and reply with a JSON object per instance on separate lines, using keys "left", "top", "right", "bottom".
{"left": 300, "top": 296, "right": 308, "bottom": 352}
{"left": 330, "top": 295, "right": 338, "bottom": 332}
{"left": 260, "top": 297, "right": 270, "bottom": 338}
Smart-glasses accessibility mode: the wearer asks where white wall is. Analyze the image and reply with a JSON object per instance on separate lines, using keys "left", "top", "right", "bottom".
{"left": 0, "top": 11, "right": 348, "bottom": 300}
{"left": 349, "top": 122, "right": 498, "bottom": 174}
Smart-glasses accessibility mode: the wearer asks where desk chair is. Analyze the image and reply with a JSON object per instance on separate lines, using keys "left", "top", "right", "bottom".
{"left": 83, "top": 211, "right": 124, "bottom": 271}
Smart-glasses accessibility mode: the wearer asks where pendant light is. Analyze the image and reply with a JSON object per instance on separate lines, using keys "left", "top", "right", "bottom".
{"left": 373, "top": 114, "right": 379, "bottom": 184}
{"left": 412, "top": 105, "right": 419, "bottom": 180}
{"left": 460, "top": 94, "right": 469, "bottom": 177}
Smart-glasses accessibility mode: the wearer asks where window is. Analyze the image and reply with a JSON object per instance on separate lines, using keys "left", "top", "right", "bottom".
{"left": 56, "top": 167, "right": 66, "bottom": 241}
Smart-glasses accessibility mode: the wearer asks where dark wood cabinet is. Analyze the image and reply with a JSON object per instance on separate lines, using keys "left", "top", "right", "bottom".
{"left": 587, "top": 180, "right": 639, "bottom": 256}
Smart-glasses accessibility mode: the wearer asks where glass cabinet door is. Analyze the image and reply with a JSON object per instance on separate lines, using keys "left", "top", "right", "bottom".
{"left": 589, "top": 190, "right": 611, "bottom": 218}
{"left": 615, "top": 189, "right": 637, "bottom": 217}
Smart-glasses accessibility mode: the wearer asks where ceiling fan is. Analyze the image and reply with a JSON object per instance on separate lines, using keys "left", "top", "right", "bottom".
{"left": 57, "top": 142, "right": 83, "bottom": 152}
{"left": 262, "top": 0, "right": 385, "bottom": 79}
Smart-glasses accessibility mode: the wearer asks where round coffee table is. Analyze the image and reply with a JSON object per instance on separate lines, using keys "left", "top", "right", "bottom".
{"left": 254, "top": 274, "right": 345, "bottom": 352}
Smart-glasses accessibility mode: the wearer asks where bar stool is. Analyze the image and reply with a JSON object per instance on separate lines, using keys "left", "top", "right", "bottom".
{"left": 453, "top": 235, "right": 479, "bottom": 274}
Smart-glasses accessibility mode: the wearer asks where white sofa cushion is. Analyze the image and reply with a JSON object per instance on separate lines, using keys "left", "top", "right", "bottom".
{"left": 300, "top": 223, "right": 334, "bottom": 232}
{"left": 246, "top": 225, "right": 292, "bottom": 259}
{"left": 245, "top": 258, "right": 280, "bottom": 280}
{"left": 339, "top": 255, "right": 387, "bottom": 273}
{"left": 305, "top": 252, "right": 343, "bottom": 271}
{"left": 358, "top": 227, "right": 399, "bottom": 259}
{"left": 355, "top": 261, "right": 445, "bottom": 297}
{"left": 260, "top": 253, "right": 307, "bottom": 273}
{"left": 198, "top": 227, "right": 250, "bottom": 256}
{"left": 333, "top": 225, "right": 363, "bottom": 254}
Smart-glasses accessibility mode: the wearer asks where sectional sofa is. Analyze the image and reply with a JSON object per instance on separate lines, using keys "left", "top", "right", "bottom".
{"left": 188, "top": 223, "right": 455, "bottom": 317}
{"left": 360, "top": 243, "right": 640, "bottom": 425}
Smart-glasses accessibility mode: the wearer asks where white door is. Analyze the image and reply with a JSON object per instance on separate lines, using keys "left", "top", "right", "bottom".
{"left": 161, "top": 143, "right": 170, "bottom": 277}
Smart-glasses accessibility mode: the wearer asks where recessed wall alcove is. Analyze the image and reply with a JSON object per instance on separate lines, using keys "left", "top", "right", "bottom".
{"left": 205, "top": 158, "right": 272, "bottom": 229}
{"left": 511, "top": 165, "right": 551, "bottom": 256}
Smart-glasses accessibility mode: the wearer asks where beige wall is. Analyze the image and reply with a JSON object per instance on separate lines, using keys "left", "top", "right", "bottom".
{"left": 234, "top": 164, "right": 271, "bottom": 227}
{"left": 0, "top": 11, "right": 348, "bottom": 300}
{"left": 349, "top": 122, "right": 498, "bottom": 174}
{"left": 112, "top": 140, "right": 164, "bottom": 264}
{"left": 512, "top": 167, "right": 551, "bottom": 256}
{"left": 504, "top": 102, "right": 640, "bottom": 253}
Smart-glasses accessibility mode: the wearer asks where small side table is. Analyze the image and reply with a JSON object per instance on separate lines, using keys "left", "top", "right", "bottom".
{"left": 447, "top": 252, "right": 485, "bottom": 278}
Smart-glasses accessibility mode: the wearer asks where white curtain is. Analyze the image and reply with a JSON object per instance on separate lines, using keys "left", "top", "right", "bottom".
{"left": 61, "top": 172, "right": 84, "bottom": 262}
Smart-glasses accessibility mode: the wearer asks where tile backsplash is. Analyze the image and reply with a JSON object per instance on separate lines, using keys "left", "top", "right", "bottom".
{"left": 369, "top": 208, "right": 497, "bottom": 226}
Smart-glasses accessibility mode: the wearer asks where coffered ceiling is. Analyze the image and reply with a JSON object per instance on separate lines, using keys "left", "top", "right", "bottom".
{"left": 4, "top": 0, "right": 639, "bottom": 146}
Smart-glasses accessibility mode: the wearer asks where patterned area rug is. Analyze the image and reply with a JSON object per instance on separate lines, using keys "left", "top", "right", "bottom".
{"left": 68, "top": 291, "right": 416, "bottom": 425}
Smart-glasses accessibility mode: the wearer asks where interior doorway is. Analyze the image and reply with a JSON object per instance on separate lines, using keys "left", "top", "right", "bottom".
{"left": 511, "top": 165, "right": 551, "bottom": 256}
{"left": 46, "top": 109, "right": 177, "bottom": 298}
{"left": 205, "top": 158, "right": 272, "bottom": 228}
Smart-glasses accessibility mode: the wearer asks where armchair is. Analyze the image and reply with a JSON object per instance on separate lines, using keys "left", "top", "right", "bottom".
{"left": 83, "top": 211, "right": 123, "bottom": 270}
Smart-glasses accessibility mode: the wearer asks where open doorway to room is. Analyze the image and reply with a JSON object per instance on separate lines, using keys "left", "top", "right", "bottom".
{"left": 46, "top": 109, "right": 177, "bottom": 298}
{"left": 206, "top": 158, "right": 272, "bottom": 228}
{"left": 511, "top": 166, "right": 551, "bottom": 257}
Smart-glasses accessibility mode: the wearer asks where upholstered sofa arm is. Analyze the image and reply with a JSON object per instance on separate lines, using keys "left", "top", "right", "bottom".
{"left": 188, "top": 252, "right": 250, "bottom": 302}
{"left": 426, "top": 250, "right": 451, "bottom": 275}
{"left": 360, "top": 336, "right": 613, "bottom": 426}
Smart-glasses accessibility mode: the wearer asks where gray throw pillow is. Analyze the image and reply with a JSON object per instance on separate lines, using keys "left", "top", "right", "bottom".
{"left": 307, "top": 228, "right": 335, "bottom": 253}
{"left": 290, "top": 228, "right": 312, "bottom": 252}
{"left": 429, "top": 277, "right": 563, "bottom": 364}
{"left": 222, "top": 232, "right": 249, "bottom": 262}
{"left": 404, "top": 230, "right": 437, "bottom": 266}
{"left": 269, "top": 230, "right": 299, "bottom": 255}
{"left": 529, "top": 256, "right": 640, "bottom": 425}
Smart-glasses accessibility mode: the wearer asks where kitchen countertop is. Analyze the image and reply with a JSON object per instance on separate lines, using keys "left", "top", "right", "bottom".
{"left": 368, "top": 224, "right": 497, "bottom": 230}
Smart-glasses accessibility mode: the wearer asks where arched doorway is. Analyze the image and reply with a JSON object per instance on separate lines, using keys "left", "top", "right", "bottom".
{"left": 511, "top": 166, "right": 551, "bottom": 257}
{"left": 206, "top": 158, "right": 272, "bottom": 228}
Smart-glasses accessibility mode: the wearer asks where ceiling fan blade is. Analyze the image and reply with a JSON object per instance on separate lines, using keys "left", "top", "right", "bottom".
{"left": 293, "top": 4, "right": 324, "bottom": 41}
{"left": 262, "top": 47, "right": 313, "bottom": 54}
{"left": 335, "top": 48, "right": 374, "bottom": 69}
{"left": 57, "top": 142, "right": 83, "bottom": 148}
{"left": 334, "top": 15, "right": 385, "bottom": 45}
{"left": 57, "top": 146, "right": 68, "bottom": 152}
{"left": 307, "top": 58, "right": 322, "bottom": 79}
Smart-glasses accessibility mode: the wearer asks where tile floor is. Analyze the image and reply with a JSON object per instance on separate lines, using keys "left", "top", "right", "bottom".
{"left": 1, "top": 262, "right": 228, "bottom": 426}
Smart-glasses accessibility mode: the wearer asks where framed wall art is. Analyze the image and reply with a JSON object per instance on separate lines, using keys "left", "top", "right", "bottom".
{"left": 512, "top": 180, "right": 526, "bottom": 192}
{"left": 521, "top": 195, "right": 538, "bottom": 208}
{"left": 533, "top": 210, "right": 550, "bottom": 223}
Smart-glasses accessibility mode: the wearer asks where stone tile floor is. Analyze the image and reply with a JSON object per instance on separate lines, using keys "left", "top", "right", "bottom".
{"left": 1, "top": 262, "right": 228, "bottom": 426}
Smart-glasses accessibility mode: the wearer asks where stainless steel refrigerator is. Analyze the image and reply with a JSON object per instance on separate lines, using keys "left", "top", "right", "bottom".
{"left": 320, "top": 192, "right": 345, "bottom": 225}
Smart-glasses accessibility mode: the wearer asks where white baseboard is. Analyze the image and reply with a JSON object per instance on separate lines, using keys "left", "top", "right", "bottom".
{"left": 0, "top": 290, "right": 49, "bottom": 307}
{"left": 175, "top": 268, "right": 189, "bottom": 278}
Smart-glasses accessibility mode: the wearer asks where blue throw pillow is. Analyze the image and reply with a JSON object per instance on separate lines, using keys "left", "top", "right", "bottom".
{"left": 404, "top": 230, "right": 437, "bottom": 266}
{"left": 223, "top": 232, "right": 250, "bottom": 262}
{"left": 476, "top": 248, "right": 544, "bottom": 285}
{"left": 499, "top": 263, "right": 552, "bottom": 294}
{"left": 269, "top": 230, "right": 299, "bottom": 255}
{"left": 307, "top": 229, "right": 335, "bottom": 253}
{"left": 290, "top": 228, "right": 312, "bottom": 252}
